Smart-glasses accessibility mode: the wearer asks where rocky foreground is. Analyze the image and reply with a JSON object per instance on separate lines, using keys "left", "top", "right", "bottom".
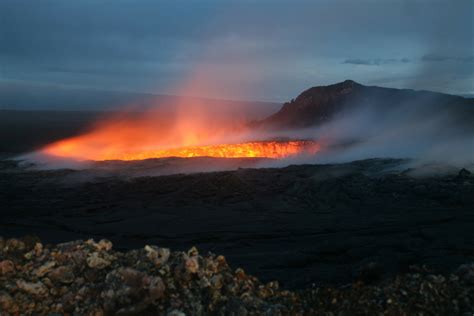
{"left": 1, "top": 236, "right": 473, "bottom": 315}
{"left": 2, "top": 159, "right": 474, "bottom": 288}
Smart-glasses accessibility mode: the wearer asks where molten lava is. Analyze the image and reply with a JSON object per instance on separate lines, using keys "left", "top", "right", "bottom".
{"left": 40, "top": 101, "right": 320, "bottom": 162}
{"left": 43, "top": 139, "right": 320, "bottom": 161}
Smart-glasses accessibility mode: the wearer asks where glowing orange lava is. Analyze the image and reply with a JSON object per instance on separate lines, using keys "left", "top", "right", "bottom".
{"left": 43, "top": 139, "right": 320, "bottom": 161}
{"left": 40, "top": 98, "right": 320, "bottom": 161}
{"left": 38, "top": 30, "right": 323, "bottom": 162}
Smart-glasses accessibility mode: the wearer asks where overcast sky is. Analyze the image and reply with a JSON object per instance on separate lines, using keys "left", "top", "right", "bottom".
{"left": 1, "top": 0, "right": 473, "bottom": 102}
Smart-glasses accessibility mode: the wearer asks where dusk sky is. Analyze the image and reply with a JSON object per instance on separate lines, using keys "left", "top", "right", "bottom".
{"left": 1, "top": 0, "right": 473, "bottom": 102}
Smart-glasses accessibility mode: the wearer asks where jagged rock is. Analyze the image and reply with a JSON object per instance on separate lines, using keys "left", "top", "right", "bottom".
{"left": 87, "top": 239, "right": 113, "bottom": 251}
{"left": 87, "top": 252, "right": 111, "bottom": 269}
{"left": 49, "top": 266, "right": 75, "bottom": 284}
{"left": 210, "top": 274, "right": 223, "bottom": 289}
{"left": 144, "top": 245, "right": 170, "bottom": 266}
{"left": 33, "top": 261, "right": 56, "bottom": 277}
{"left": 102, "top": 268, "right": 150, "bottom": 315}
{"left": 16, "top": 280, "right": 48, "bottom": 296}
{"left": 184, "top": 255, "right": 199, "bottom": 274}
{"left": 0, "top": 260, "right": 15, "bottom": 275}
{"left": 4, "top": 238, "right": 26, "bottom": 252}
{"left": 148, "top": 276, "right": 166, "bottom": 301}
{"left": 33, "top": 242, "right": 43, "bottom": 256}
{"left": 0, "top": 291, "right": 14, "bottom": 311}
{"left": 0, "top": 236, "right": 473, "bottom": 315}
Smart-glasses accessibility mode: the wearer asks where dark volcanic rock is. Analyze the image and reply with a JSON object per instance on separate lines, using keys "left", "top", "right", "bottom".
{"left": 1, "top": 158, "right": 474, "bottom": 290}
{"left": 0, "top": 236, "right": 473, "bottom": 315}
{"left": 458, "top": 168, "right": 472, "bottom": 179}
{"left": 256, "top": 80, "right": 474, "bottom": 129}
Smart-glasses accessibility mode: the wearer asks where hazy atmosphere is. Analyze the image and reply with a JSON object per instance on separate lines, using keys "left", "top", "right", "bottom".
{"left": 1, "top": 1, "right": 474, "bottom": 314}
{"left": 1, "top": 0, "right": 473, "bottom": 105}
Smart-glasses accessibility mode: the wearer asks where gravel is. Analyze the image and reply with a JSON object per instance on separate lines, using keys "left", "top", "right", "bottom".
{"left": 1, "top": 236, "right": 473, "bottom": 315}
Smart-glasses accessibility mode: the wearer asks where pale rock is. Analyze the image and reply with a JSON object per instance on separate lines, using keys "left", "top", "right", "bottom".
{"left": 0, "top": 260, "right": 15, "bottom": 275}
{"left": 48, "top": 266, "right": 75, "bottom": 284}
{"left": 87, "top": 252, "right": 111, "bottom": 269}
{"left": 184, "top": 256, "right": 199, "bottom": 274}
{"left": 16, "top": 280, "right": 48, "bottom": 296}
{"left": 145, "top": 245, "right": 170, "bottom": 266}
{"left": 33, "top": 261, "right": 56, "bottom": 277}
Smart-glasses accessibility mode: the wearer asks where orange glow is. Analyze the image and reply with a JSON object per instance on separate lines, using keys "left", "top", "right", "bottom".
{"left": 38, "top": 15, "right": 305, "bottom": 162}
{"left": 44, "top": 139, "right": 319, "bottom": 161}
{"left": 39, "top": 51, "right": 321, "bottom": 162}
{"left": 39, "top": 99, "right": 322, "bottom": 161}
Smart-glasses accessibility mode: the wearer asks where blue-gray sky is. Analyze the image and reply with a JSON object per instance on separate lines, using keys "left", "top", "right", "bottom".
{"left": 1, "top": 0, "right": 473, "bottom": 102}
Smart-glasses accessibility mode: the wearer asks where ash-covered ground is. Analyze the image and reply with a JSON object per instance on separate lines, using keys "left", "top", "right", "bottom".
{"left": 2, "top": 81, "right": 474, "bottom": 292}
{"left": 1, "top": 157, "right": 473, "bottom": 289}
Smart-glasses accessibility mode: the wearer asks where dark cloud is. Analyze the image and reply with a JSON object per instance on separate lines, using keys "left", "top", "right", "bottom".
{"left": 343, "top": 59, "right": 375, "bottom": 66}
{"left": 0, "top": 0, "right": 473, "bottom": 102}
{"left": 343, "top": 58, "right": 411, "bottom": 66}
